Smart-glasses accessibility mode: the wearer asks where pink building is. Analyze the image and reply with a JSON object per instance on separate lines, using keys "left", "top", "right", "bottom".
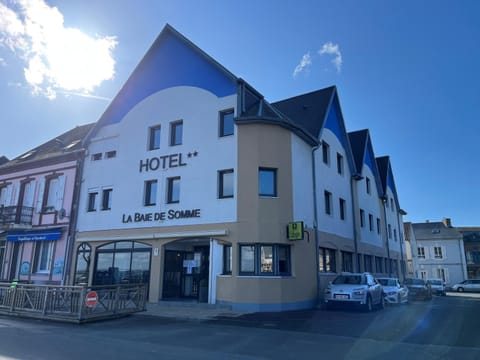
{"left": 0, "top": 124, "right": 93, "bottom": 285}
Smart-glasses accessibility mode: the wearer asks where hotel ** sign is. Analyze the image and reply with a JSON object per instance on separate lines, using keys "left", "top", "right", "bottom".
{"left": 139, "top": 151, "right": 198, "bottom": 173}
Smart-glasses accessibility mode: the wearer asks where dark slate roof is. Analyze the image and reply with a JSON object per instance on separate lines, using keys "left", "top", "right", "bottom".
{"left": 348, "top": 129, "right": 369, "bottom": 173}
{"left": 411, "top": 221, "right": 462, "bottom": 240}
{"left": 0, "top": 156, "right": 8, "bottom": 166}
{"left": 0, "top": 123, "right": 95, "bottom": 171}
{"left": 235, "top": 80, "right": 318, "bottom": 146}
{"left": 272, "top": 86, "right": 336, "bottom": 138}
{"left": 376, "top": 156, "right": 390, "bottom": 197}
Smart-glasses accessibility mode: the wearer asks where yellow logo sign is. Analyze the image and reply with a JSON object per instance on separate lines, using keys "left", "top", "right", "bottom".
{"left": 287, "top": 221, "right": 304, "bottom": 240}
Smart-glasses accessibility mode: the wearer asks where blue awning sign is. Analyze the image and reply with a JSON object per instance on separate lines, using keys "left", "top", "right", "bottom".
{"left": 7, "top": 228, "right": 63, "bottom": 242}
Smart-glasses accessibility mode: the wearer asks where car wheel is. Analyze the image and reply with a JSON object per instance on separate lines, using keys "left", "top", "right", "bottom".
{"left": 458, "top": 287, "right": 464, "bottom": 293}
{"left": 364, "top": 295, "right": 372, "bottom": 312}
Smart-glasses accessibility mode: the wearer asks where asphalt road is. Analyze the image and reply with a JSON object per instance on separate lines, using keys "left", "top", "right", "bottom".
{"left": 0, "top": 293, "right": 479, "bottom": 359}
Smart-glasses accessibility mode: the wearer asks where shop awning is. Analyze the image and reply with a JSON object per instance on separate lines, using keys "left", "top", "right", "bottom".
{"left": 7, "top": 228, "right": 63, "bottom": 242}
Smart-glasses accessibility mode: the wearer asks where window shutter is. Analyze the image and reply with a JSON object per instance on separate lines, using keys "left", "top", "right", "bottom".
{"left": 12, "top": 183, "right": 19, "bottom": 206}
{"left": 55, "top": 175, "right": 66, "bottom": 211}
{"left": 23, "top": 181, "right": 35, "bottom": 207}
{"left": 36, "top": 179, "right": 45, "bottom": 213}
{"left": 3, "top": 184, "right": 13, "bottom": 206}
{"left": 424, "top": 246, "right": 430, "bottom": 260}
{"left": 442, "top": 246, "right": 447, "bottom": 260}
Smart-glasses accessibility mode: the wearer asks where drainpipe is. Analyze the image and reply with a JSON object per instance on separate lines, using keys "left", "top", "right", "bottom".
{"left": 311, "top": 144, "right": 320, "bottom": 304}
{"left": 350, "top": 174, "right": 363, "bottom": 272}
{"left": 63, "top": 150, "right": 85, "bottom": 285}
{"left": 382, "top": 197, "right": 391, "bottom": 277}
{"left": 396, "top": 209, "right": 407, "bottom": 281}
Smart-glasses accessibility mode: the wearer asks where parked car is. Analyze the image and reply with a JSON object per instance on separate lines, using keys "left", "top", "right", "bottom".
{"left": 427, "top": 278, "right": 446, "bottom": 296}
{"left": 451, "top": 279, "right": 480, "bottom": 293}
{"left": 404, "top": 278, "right": 432, "bottom": 300}
{"left": 377, "top": 277, "right": 409, "bottom": 304}
{"left": 324, "top": 272, "right": 384, "bottom": 311}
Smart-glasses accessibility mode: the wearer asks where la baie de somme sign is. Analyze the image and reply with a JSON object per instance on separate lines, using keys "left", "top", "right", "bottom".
{"left": 122, "top": 152, "right": 201, "bottom": 224}
{"left": 122, "top": 209, "right": 201, "bottom": 224}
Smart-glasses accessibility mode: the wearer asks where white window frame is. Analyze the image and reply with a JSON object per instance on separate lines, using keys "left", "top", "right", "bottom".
{"left": 35, "top": 241, "right": 54, "bottom": 273}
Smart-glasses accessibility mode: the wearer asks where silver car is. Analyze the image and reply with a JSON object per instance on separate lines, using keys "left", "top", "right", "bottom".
{"left": 377, "top": 277, "right": 409, "bottom": 304}
{"left": 451, "top": 279, "right": 480, "bottom": 292}
{"left": 324, "top": 272, "right": 384, "bottom": 311}
{"left": 427, "top": 278, "right": 446, "bottom": 296}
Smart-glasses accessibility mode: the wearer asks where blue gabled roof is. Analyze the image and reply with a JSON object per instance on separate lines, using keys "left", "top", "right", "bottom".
{"left": 348, "top": 129, "right": 383, "bottom": 195}
{"left": 90, "top": 24, "right": 238, "bottom": 135}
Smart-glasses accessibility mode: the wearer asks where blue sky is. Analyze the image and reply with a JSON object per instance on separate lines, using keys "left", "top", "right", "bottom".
{"left": 0, "top": 0, "right": 479, "bottom": 226}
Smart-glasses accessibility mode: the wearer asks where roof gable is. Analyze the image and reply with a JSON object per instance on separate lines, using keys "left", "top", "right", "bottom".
{"left": 376, "top": 156, "right": 401, "bottom": 209}
{"left": 349, "top": 129, "right": 382, "bottom": 192}
{"left": 272, "top": 86, "right": 356, "bottom": 173}
{"left": 95, "top": 24, "right": 238, "bottom": 129}
{"left": 272, "top": 86, "right": 334, "bottom": 138}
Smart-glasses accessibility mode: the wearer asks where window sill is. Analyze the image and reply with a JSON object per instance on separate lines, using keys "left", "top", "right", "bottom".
{"left": 34, "top": 271, "right": 49, "bottom": 275}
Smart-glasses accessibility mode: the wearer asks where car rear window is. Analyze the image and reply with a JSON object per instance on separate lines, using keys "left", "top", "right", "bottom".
{"left": 332, "top": 275, "right": 366, "bottom": 285}
{"left": 378, "top": 279, "right": 397, "bottom": 286}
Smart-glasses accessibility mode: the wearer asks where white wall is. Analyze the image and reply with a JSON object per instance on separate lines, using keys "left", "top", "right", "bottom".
{"left": 316, "top": 129, "right": 354, "bottom": 239}
{"left": 77, "top": 86, "right": 237, "bottom": 232}
{"left": 384, "top": 187, "right": 402, "bottom": 254}
{"left": 357, "top": 165, "right": 383, "bottom": 248}
{"left": 416, "top": 239, "right": 467, "bottom": 285}
{"left": 291, "top": 134, "right": 314, "bottom": 228}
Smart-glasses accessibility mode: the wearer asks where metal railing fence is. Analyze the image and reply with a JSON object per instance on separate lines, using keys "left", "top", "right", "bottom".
{"left": 0, "top": 282, "right": 147, "bottom": 323}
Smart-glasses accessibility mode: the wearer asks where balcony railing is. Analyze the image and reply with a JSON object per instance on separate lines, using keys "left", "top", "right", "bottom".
{"left": 0, "top": 206, "right": 34, "bottom": 226}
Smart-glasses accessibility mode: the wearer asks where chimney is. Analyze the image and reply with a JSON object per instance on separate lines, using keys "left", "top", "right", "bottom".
{"left": 442, "top": 218, "right": 452, "bottom": 228}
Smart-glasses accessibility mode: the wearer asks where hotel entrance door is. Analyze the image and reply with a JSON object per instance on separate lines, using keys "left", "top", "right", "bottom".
{"left": 162, "top": 246, "right": 209, "bottom": 301}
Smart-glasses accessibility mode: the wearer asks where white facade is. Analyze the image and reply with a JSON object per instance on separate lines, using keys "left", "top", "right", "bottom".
{"left": 316, "top": 128, "right": 354, "bottom": 240}
{"left": 357, "top": 165, "right": 383, "bottom": 248}
{"left": 77, "top": 87, "right": 238, "bottom": 233}
{"left": 408, "top": 220, "right": 468, "bottom": 286}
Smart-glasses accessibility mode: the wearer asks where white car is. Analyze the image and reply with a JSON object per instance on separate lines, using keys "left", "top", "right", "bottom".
{"left": 377, "top": 277, "right": 409, "bottom": 304}
{"left": 324, "top": 272, "right": 384, "bottom": 311}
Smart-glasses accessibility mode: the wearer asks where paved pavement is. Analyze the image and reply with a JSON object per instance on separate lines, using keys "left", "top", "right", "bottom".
{"left": 140, "top": 291, "right": 480, "bottom": 321}
{"left": 141, "top": 300, "right": 253, "bottom": 320}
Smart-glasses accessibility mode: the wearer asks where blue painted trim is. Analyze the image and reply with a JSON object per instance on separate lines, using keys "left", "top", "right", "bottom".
{"left": 324, "top": 99, "right": 347, "bottom": 148}
{"left": 101, "top": 28, "right": 237, "bottom": 126}
{"left": 217, "top": 299, "right": 317, "bottom": 312}
{"left": 7, "top": 228, "right": 63, "bottom": 242}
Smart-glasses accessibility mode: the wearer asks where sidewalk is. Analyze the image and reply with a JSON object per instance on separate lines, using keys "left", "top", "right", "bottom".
{"left": 137, "top": 301, "right": 252, "bottom": 320}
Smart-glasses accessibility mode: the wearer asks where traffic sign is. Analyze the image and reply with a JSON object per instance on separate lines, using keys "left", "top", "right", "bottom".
{"left": 85, "top": 291, "right": 98, "bottom": 308}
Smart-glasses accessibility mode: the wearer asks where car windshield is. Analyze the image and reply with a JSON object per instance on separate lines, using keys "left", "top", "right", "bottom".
{"left": 429, "top": 280, "right": 442, "bottom": 285}
{"left": 332, "top": 275, "right": 366, "bottom": 285}
{"left": 378, "top": 279, "right": 397, "bottom": 286}
{"left": 405, "top": 278, "right": 424, "bottom": 285}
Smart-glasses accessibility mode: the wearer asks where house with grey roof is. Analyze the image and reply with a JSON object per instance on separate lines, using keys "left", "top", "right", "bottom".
{"left": 405, "top": 218, "right": 467, "bottom": 286}
{"left": 0, "top": 123, "right": 94, "bottom": 285}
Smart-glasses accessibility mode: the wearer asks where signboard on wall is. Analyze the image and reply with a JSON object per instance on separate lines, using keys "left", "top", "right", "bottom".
{"left": 287, "top": 221, "right": 304, "bottom": 241}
